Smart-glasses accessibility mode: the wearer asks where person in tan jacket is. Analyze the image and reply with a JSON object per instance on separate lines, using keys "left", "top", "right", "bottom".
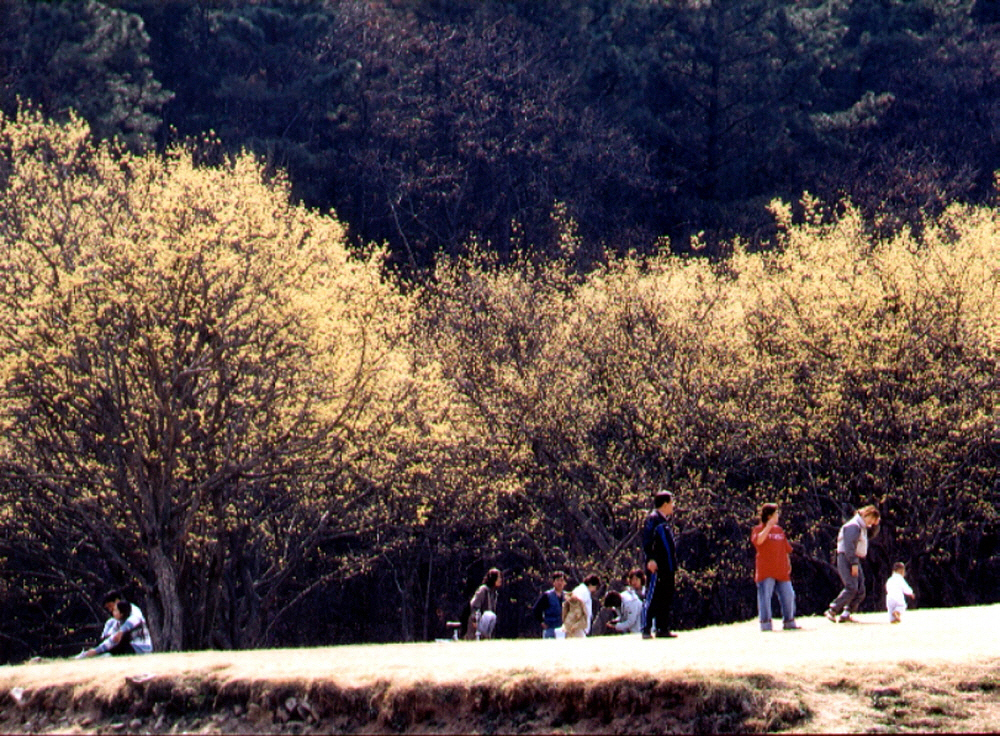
{"left": 562, "top": 574, "right": 601, "bottom": 637}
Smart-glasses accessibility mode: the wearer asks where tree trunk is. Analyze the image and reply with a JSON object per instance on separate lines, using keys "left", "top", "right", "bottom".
{"left": 149, "top": 543, "right": 184, "bottom": 651}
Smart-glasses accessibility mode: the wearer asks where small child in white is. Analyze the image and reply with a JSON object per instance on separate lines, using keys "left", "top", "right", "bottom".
{"left": 885, "top": 562, "right": 915, "bottom": 623}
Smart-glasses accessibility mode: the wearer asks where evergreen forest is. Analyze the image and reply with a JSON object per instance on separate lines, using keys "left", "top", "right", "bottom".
{"left": 1, "top": 0, "right": 999, "bottom": 662}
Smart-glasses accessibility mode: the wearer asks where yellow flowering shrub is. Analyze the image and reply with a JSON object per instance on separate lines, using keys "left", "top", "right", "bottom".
{"left": 0, "top": 107, "right": 413, "bottom": 649}
{"left": 422, "top": 198, "right": 1000, "bottom": 622}
{"left": 2, "top": 106, "right": 998, "bottom": 650}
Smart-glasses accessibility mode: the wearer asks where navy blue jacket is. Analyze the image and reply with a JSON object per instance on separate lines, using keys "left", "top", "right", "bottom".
{"left": 532, "top": 588, "right": 565, "bottom": 629}
{"left": 642, "top": 510, "right": 676, "bottom": 573}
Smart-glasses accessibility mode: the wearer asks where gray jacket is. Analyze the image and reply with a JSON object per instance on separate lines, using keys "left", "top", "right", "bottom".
{"left": 836, "top": 513, "right": 869, "bottom": 566}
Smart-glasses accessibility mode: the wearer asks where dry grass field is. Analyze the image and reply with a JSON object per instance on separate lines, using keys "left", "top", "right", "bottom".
{"left": 2, "top": 604, "right": 999, "bottom": 733}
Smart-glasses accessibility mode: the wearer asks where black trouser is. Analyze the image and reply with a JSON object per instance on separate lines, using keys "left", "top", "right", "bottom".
{"left": 642, "top": 569, "right": 675, "bottom": 635}
{"left": 108, "top": 631, "right": 133, "bottom": 656}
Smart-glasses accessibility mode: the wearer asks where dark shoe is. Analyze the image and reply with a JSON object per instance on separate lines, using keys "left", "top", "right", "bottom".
{"left": 783, "top": 624, "right": 802, "bottom": 630}
{"left": 824, "top": 609, "right": 838, "bottom": 623}
{"left": 642, "top": 632, "right": 653, "bottom": 639}
{"left": 657, "top": 632, "right": 678, "bottom": 638}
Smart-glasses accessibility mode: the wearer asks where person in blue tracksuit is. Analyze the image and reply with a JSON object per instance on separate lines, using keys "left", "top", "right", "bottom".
{"left": 641, "top": 491, "right": 678, "bottom": 639}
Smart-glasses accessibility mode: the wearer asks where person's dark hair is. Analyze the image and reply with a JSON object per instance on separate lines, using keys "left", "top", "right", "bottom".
{"left": 653, "top": 491, "right": 673, "bottom": 509}
{"left": 102, "top": 590, "right": 123, "bottom": 607}
{"left": 760, "top": 503, "right": 779, "bottom": 524}
{"left": 116, "top": 600, "right": 132, "bottom": 619}
{"left": 893, "top": 562, "right": 906, "bottom": 574}
{"left": 627, "top": 568, "right": 646, "bottom": 585}
{"left": 603, "top": 591, "right": 622, "bottom": 608}
{"left": 483, "top": 568, "right": 502, "bottom": 588}
{"left": 551, "top": 571, "right": 566, "bottom": 582}
{"left": 583, "top": 573, "right": 601, "bottom": 587}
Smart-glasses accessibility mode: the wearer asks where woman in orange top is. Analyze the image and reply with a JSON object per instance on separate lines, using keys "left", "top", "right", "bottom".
{"left": 751, "top": 503, "right": 800, "bottom": 631}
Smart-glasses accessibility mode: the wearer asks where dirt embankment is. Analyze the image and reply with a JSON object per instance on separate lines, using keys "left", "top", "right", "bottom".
{"left": 2, "top": 605, "right": 999, "bottom": 733}
{"left": 1, "top": 672, "right": 817, "bottom": 734}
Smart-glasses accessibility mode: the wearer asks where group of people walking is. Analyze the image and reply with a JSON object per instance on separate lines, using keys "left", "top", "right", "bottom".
{"left": 757, "top": 501, "right": 913, "bottom": 628}
{"left": 466, "top": 493, "right": 916, "bottom": 641}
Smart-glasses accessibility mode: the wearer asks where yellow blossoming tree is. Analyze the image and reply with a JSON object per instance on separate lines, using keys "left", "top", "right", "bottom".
{"left": 0, "top": 107, "right": 412, "bottom": 651}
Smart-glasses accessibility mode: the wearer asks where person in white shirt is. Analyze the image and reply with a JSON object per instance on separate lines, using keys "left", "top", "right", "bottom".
{"left": 614, "top": 569, "right": 646, "bottom": 633}
{"left": 885, "top": 562, "right": 915, "bottom": 623}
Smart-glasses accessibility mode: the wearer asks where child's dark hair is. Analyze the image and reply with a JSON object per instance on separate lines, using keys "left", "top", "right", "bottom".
{"left": 760, "top": 503, "right": 779, "bottom": 524}
{"left": 893, "top": 562, "right": 906, "bottom": 574}
{"left": 627, "top": 568, "right": 646, "bottom": 585}
{"left": 483, "top": 568, "right": 502, "bottom": 588}
{"left": 116, "top": 600, "right": 132, "bottom": 619}
{"left": 603, "top": 591, "right": 622, "bottom": 608}
{"left": 583, "top": 573, "right": 601, "bottom": 587}
{"left": 551, "top": 570, "right": 566, "bottom": 582}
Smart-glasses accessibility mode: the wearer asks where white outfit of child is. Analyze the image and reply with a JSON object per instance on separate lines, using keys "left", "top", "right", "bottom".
{"left": 885, "top": 572, "right": 914, "bottom": 622}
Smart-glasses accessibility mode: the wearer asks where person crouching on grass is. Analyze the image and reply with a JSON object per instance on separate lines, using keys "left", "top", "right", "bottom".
{"left": 77, "top": 601, "right": 134, "bottom": 657}
{"left": 467, "top": 568, "right": 503, "bottom": 640}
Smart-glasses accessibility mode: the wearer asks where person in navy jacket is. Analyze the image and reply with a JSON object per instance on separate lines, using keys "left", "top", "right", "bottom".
{"left": 641, "top": 491, "right": 678, "bottom": 639}
{"left": 532, "top": 571, "right": 567, "bottom": 638}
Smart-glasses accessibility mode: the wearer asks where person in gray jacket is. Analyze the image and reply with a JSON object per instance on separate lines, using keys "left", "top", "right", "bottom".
{"left": 825, "top": 505, "right": 880, "bottom": 623}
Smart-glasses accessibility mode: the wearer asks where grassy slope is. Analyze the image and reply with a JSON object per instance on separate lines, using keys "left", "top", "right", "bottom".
{"left": 1, "top": 604, "right": 999, "bottom": 733}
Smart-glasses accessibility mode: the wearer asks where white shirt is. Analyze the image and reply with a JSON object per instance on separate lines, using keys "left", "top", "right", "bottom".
{"left": 101, "top": 617, "right": 119, "bottom": 639}
{"left": 885, "top": 572, "right": 913, "bottom": 603}
{"left": 120, "top": 603, "right": 154, "bottom": 653}
{"left": 570, "top": 583, "right": 594, "bottom": 633}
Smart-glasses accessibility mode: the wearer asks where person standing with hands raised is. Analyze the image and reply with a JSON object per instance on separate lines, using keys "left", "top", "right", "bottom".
{"left": 751, "top": 503, "right": 800, "bottom": 631}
